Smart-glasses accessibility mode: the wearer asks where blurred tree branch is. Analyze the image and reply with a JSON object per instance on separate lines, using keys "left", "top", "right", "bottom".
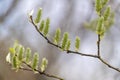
{"left": 0, "top": 0, "right": 18, "bottom": 22}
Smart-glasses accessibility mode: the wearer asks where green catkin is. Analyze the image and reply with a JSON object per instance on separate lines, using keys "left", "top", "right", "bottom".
{"left": 95, "top": 0, "right": 102, "bottom": 15}
{"left": 9, "top": 48, "right": 15, "bottom": 54}
{"left": 9, "top": 48, "right": 16, "bottom": 62}
{"left": 31, "top": 53, "right": 39, "bottom": 70}
{"left": 102, "top": 0, "right": 109, "bottom": 7}
{"left": 96, "top": 17, "right": 104, "bottom": 35}
{"left": 40, "top": 58, "right": 48, "bottom": 72}
{"left": 13, "top": 41, "right": 19, "bottom": 51}
{"left": 61, "top": 32, "right": 69, "bottom": 50}
{"left": 25, "top": 48, "right": 31, "bottom": 63}
{"left": 12, "top": 56, "right": 17, "bottom": 69}
{"left": 18, "top": 46, "right": 24, "bottom": 61}
{"left": 34, "top": 8, "right": 42, "bottom": 23}
{"left": 6, "top": 53, "right": 11, "bottom": 63}
{"left": 104, "top": 12, "right": 114, "bottom": 31}
{"left": 39, "top": 20, "right": 44, "bottom": 32}
{"left": 66, "top": 39, "right": 71, "bottom": 50}
{"left": 43, "top": 18, "right": 50, "bottom": 36}
{"left": 75, "top": 37, "right": 80, "bottom": 51}
{"left": 54, "top": 28, "right": 61, "bottom": 44}
{"left": 103, "top": 6, "right": 111, "bottom": 21}
{"left": 108, "top": 12, "right": 114, "bottom": 27}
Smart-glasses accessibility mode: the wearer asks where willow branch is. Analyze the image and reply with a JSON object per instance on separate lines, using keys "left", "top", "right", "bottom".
{"left": 19, "top": 62, "right": 63, "bottom": 80}
{"left": 97, "top": 34, "right": 101, "bottom": 57}
{"left": 98, "top": 57, "right": 120, "bottom": 72}
{"left": 29, "top": 16, "right": 98, "bottom": 58}
{"left": 29, "top": 15, "right": 120, "bottom": 73}
{"left": 97, "top": 35, "right": 120, "bottom": 72}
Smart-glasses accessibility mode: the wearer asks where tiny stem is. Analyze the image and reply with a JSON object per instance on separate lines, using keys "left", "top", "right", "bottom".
{"left": 97, "top": 34, "right": 101, "bottom": 57}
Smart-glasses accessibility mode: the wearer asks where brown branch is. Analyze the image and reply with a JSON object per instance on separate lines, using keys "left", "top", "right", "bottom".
{"left": 67, "top": 50, "right": 98, "bottom": 58}
{"left": 97, "top": 35, "right": 120, "bottom": 72}
{"left": 98, "top": 57, "right": 120, "bottom": 72}
{"left": 29, "top": 15, "right": 120, "bottom": 73}
{"left": 97, "top": 34, "right": 101, "bottom": 57}
{"left": 29, "top": 16, "right": 98, "bottom": 58}
{"left": 19, "top": 62, "right": 63, "bottom": 80}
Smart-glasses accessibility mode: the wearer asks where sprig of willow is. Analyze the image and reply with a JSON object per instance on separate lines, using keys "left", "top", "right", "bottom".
{"left": 8, "top": 52, "right": 63, "bottom": 80}
{"left": 29, "top": 15, "right": 120, "bottom": 73}
{"left": 19, "top": 61, "right": 63, "bottom": 80}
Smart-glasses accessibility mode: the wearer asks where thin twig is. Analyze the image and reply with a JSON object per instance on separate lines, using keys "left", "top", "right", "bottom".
{"left": 29, "top": 15, "right": 120, "bottom": 73}
{"left": 97, "top": 35, "right": 120, "bottom": 72}
{"left": 98, "top": 57, "right": 120, "bottom": 72}
{"left": 97, "top": 34, "right": 101, "bottom": 57}
{"left": 20, "top": 61, "right": 63, "bottom": 80}
{"left": 67, "top": 50, "right": 98, "bottom": 58}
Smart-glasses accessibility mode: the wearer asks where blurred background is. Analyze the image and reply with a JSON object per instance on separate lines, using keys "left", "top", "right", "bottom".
{"left": 0, "top": 0, "right": 120, "bottom": 80}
